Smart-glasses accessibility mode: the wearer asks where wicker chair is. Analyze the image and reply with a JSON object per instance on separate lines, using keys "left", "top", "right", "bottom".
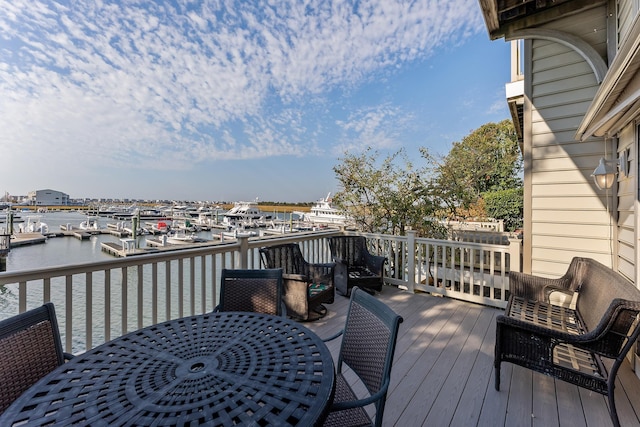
{"left": 328, "top": 236, "right": 386, "bottom": 297}
{"left": 259, "top": 243, "right": 334, "bottom": 321}
{"left": 323, "top": 287, "right": 403, "bottom": 427}
{"left": 496, "top": 257, "right": 640, "bottom": 427}
{"left": 0, "top": 303, "right": 74, "bottom": 414}
{"left": 214, "top": 268, "right": 286, "bottom": 317}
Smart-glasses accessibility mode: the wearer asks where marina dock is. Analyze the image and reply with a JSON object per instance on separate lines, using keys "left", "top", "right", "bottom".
{"left": 10, "top": 233, "right": 48, "bottom": 247}
{"left": 100, "top": 238, "right": 223, "bottom": 257}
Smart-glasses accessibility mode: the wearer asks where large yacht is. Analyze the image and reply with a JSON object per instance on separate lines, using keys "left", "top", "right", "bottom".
{"left": 299, "top": 193, "right": 348, "bottom": 225}
{"left": 222, "top": 200, "right": 272, "bottom": 228}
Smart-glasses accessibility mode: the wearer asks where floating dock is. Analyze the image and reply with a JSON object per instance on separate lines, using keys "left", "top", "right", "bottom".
{"left": 10, "top": 233, "right": 47, "bottom": 247}
{"left": 100, "top": 238, "right": 221, "bottom": 258}
{"left": 100, "top": 239, "right": 155, "bottom": 257}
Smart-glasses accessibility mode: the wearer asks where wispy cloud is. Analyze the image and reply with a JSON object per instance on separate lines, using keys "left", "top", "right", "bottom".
{"left": 0, "top": 0, "right": 483, "bottom": 172}
{"left": 334, "top": 104, "right": 412, "bottom": 154}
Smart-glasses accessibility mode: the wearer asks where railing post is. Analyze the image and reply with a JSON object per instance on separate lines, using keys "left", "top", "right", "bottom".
{"left": 405, "top": 230, "right": 416, "bottom": 293}
{"left": 238, "top": 235, "right": 250, "bottom": 269}
{"left": 508, "top": 237, "right": 522, "bottom": 274}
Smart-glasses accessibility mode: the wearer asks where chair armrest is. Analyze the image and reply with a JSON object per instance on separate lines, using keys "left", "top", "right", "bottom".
{"left": 330, "top": 379, "right": 390, "bottom": 411}
{"left": 282, "top": 273, "right": 309, "bottom": 282}
{"left": 63, "top": 352, "right": 75, "bottom": 361}
{"left": 509, "top": 271, "right": 576, "bottom": 302}
{"left": 364, "top": 252, "right": 386, "bottom": 275}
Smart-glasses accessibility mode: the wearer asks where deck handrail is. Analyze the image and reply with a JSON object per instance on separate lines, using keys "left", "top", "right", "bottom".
{"left": 0, "top": 229, "right": 521, "bottom": 354}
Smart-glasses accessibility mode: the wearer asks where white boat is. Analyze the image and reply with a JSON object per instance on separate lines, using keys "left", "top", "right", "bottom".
{"left": 219, "top": 228, "right": 259, "bottom": 240}
{"left": 222, "top": 200, "right": 272, "bottom": 228}
{"left": 193, "top": 210, "right": 223, "bottom": 229}
{"left": 18, "top": 215, "right": 49, "bottom": 234}
{"left": 79, "top": 216, "right": 100, "bottom": 230}
{"left": 148, "top": 221, "right": 170, "bottom": 234}
{"left": 172, "top": 217, "right": 200, "bottom": 232}
{"left": 165, "top": 229, "right": 206, "bottom": 244}
{"left": 297, "top": 193, "right": 348, "bottom": 225}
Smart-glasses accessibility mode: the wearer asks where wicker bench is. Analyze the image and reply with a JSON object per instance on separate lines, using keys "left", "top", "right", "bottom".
{"left": 495, "top": 257, "right": 640, "bottom": 427}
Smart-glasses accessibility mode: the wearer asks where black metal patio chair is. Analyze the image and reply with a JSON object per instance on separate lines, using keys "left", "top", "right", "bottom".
{"left": 214, "top": 268, "right": 286, "bottom": 317}
{"left": 323, "top": 287, "right": 403, "bottom": 427}
{"left": 328, "top": 235, "right": 386, "bottom": 296}
{"left": 0, "top": 302, "right": 74, "bottom": 414}
{"left": 259, "top": 243, "right": 334, "bottom": 321}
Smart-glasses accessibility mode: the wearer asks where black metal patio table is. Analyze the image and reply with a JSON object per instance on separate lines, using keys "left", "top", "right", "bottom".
{"left": 0, "top": 311, "right": 335, "bottom": 426}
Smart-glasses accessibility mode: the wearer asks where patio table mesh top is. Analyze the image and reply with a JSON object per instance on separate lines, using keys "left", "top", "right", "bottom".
{"left": 0, "top": 311, "right": 335, "bottom": 427}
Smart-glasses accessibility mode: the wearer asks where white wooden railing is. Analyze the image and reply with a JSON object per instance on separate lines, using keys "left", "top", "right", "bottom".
{"left": 0, "top": 229, "right": 521, "bottom": 354}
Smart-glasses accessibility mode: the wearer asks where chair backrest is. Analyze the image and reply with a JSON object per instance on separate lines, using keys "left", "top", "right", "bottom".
{"left": 329, "top": 236, "right": 367, "bottom": 266}
{"left": 259, "top": 244, "right": 307, "bottom": 275}
{"left": 338, "top": 287, "right": 403, "bottom": 426}
{"left": 0, "top": 303, "right": 66, "bottom": 414}
{"left": 218, "top": 269, "right": 284, "bottom": 316}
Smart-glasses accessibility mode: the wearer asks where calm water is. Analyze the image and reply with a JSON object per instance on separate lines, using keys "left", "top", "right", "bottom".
{"left": 3, "top": 211, "right": 221, "bottom": 271}
{"left": 1, "top": 211, "right": 244, "bottom": 351}
{"left": 1, "top": 210, "right": 299, "bottom": 351}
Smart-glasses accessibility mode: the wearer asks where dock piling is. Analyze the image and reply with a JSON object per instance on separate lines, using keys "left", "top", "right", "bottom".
{"left": 0, "top": 233, "right": 10, "bottom": 272}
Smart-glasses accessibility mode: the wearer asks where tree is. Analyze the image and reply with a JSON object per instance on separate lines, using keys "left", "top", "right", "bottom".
{"left": 434, "top": 120, "right": 522, "bottom": 219}
{"left": 483, "top": 188, "right": 523, "bottom": 231}
{"left": 332, "top": 148, "right": 444, "bottom": 237}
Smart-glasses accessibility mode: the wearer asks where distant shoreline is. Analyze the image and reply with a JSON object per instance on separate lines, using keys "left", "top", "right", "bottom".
{"left": 6, "top": 204, "right": 311, "bottom": 213}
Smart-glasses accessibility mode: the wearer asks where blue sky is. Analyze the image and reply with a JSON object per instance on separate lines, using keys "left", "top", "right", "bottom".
{"left": 0, "top": 0, "right": 510, "bottom": 203}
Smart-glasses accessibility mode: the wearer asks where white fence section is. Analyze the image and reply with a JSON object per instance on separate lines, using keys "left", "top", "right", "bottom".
{"left": 0, "top": 229, "right": 522, "bottom": 354}
{"left": 360, "top": 231, "right": 521, "bottom": 308}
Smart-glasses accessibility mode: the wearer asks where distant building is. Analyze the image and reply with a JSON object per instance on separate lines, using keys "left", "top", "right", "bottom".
{"left": 27, "top": 189, "right": 70, "bottom": 206}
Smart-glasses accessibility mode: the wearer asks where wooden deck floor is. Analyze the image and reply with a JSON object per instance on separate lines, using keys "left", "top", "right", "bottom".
{"left": 305, "top": 286, "right": 640, "bottom": 427}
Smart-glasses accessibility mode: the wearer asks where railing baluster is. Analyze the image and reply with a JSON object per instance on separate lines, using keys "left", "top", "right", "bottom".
{"left": 190, "top": 257, "right": 195, "bottom": 315}
{"left": 200, "top": 255, "right": 206, "bottom": 314}
{"left": 165, "top": 262, "right": 171, "bottom": 321}
{"left": 121, "top": 266, "right": 127, "bottom": 336}
{"left": 86, "top": 271, "right": 92, "bottom": 350}
{"left": 105, "top": 269, "right": 111, "bottom": 342}
{"left": 19, "top": 281, "right": 26, "bottom": 312}
{"left": 66, "top": 275, "right": 73, "bottom": 351}
{"left": 44, "top": 277, "right": 51, "bottom": 302}
{"left": 137, "top": 265, "right": 143, "bottom": 329}
{"left": 178, "top": 259, "right": 184, "bottom": 318}
{"left": 152, "top": 262, "right": 158, "bottom": 324}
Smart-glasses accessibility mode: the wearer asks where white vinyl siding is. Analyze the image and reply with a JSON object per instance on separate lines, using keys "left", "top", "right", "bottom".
{"left": 618, "top": 0, "right": 640, "bottom": 47}
{"left": 616, "top": 123, "right": 635, "bottom": 282}
{"left": 526, "top": 6, "right": 610, "bottom": 277}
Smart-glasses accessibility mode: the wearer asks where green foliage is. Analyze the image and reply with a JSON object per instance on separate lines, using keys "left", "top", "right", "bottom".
{"left": 332, "top": 148, "right": 444, "bottom": 236}
{"left": 483, "top": 188, "right": 523, "bottom": 231}
{"left": 332, "top": 120, "right": 523, "bottom": 236}
{"left": 434, "top": 120, "right": 522, "bottom": 218}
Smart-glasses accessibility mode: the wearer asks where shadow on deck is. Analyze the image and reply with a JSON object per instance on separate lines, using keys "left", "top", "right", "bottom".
{"left": 306, "top": 286, "right": 640, "bottom": 427}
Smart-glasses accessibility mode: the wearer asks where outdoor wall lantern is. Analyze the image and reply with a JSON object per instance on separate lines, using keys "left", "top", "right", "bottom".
{"left": 591, "top": 150, "right": 629, "bottom": 190}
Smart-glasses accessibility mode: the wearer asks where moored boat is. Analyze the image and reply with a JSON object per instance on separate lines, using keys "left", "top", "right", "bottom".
{"left": 18, "top": 215, "right": 49, "bottom": 234}
{"left": 296, "top": 193, "right": 348, "bottom": 226}
{"left": 222, "top": 200, "right": 272, "bottom": 228}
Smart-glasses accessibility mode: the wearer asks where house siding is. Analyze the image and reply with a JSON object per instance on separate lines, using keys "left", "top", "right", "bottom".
{"left": 527, "top": 6, "right": 612, "bottom": 277}
{"left": 617, "top": 0, "right": 640, "bottom": 46}
{"left": 616, "top": 123, "right": 635, "bottom": 282}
